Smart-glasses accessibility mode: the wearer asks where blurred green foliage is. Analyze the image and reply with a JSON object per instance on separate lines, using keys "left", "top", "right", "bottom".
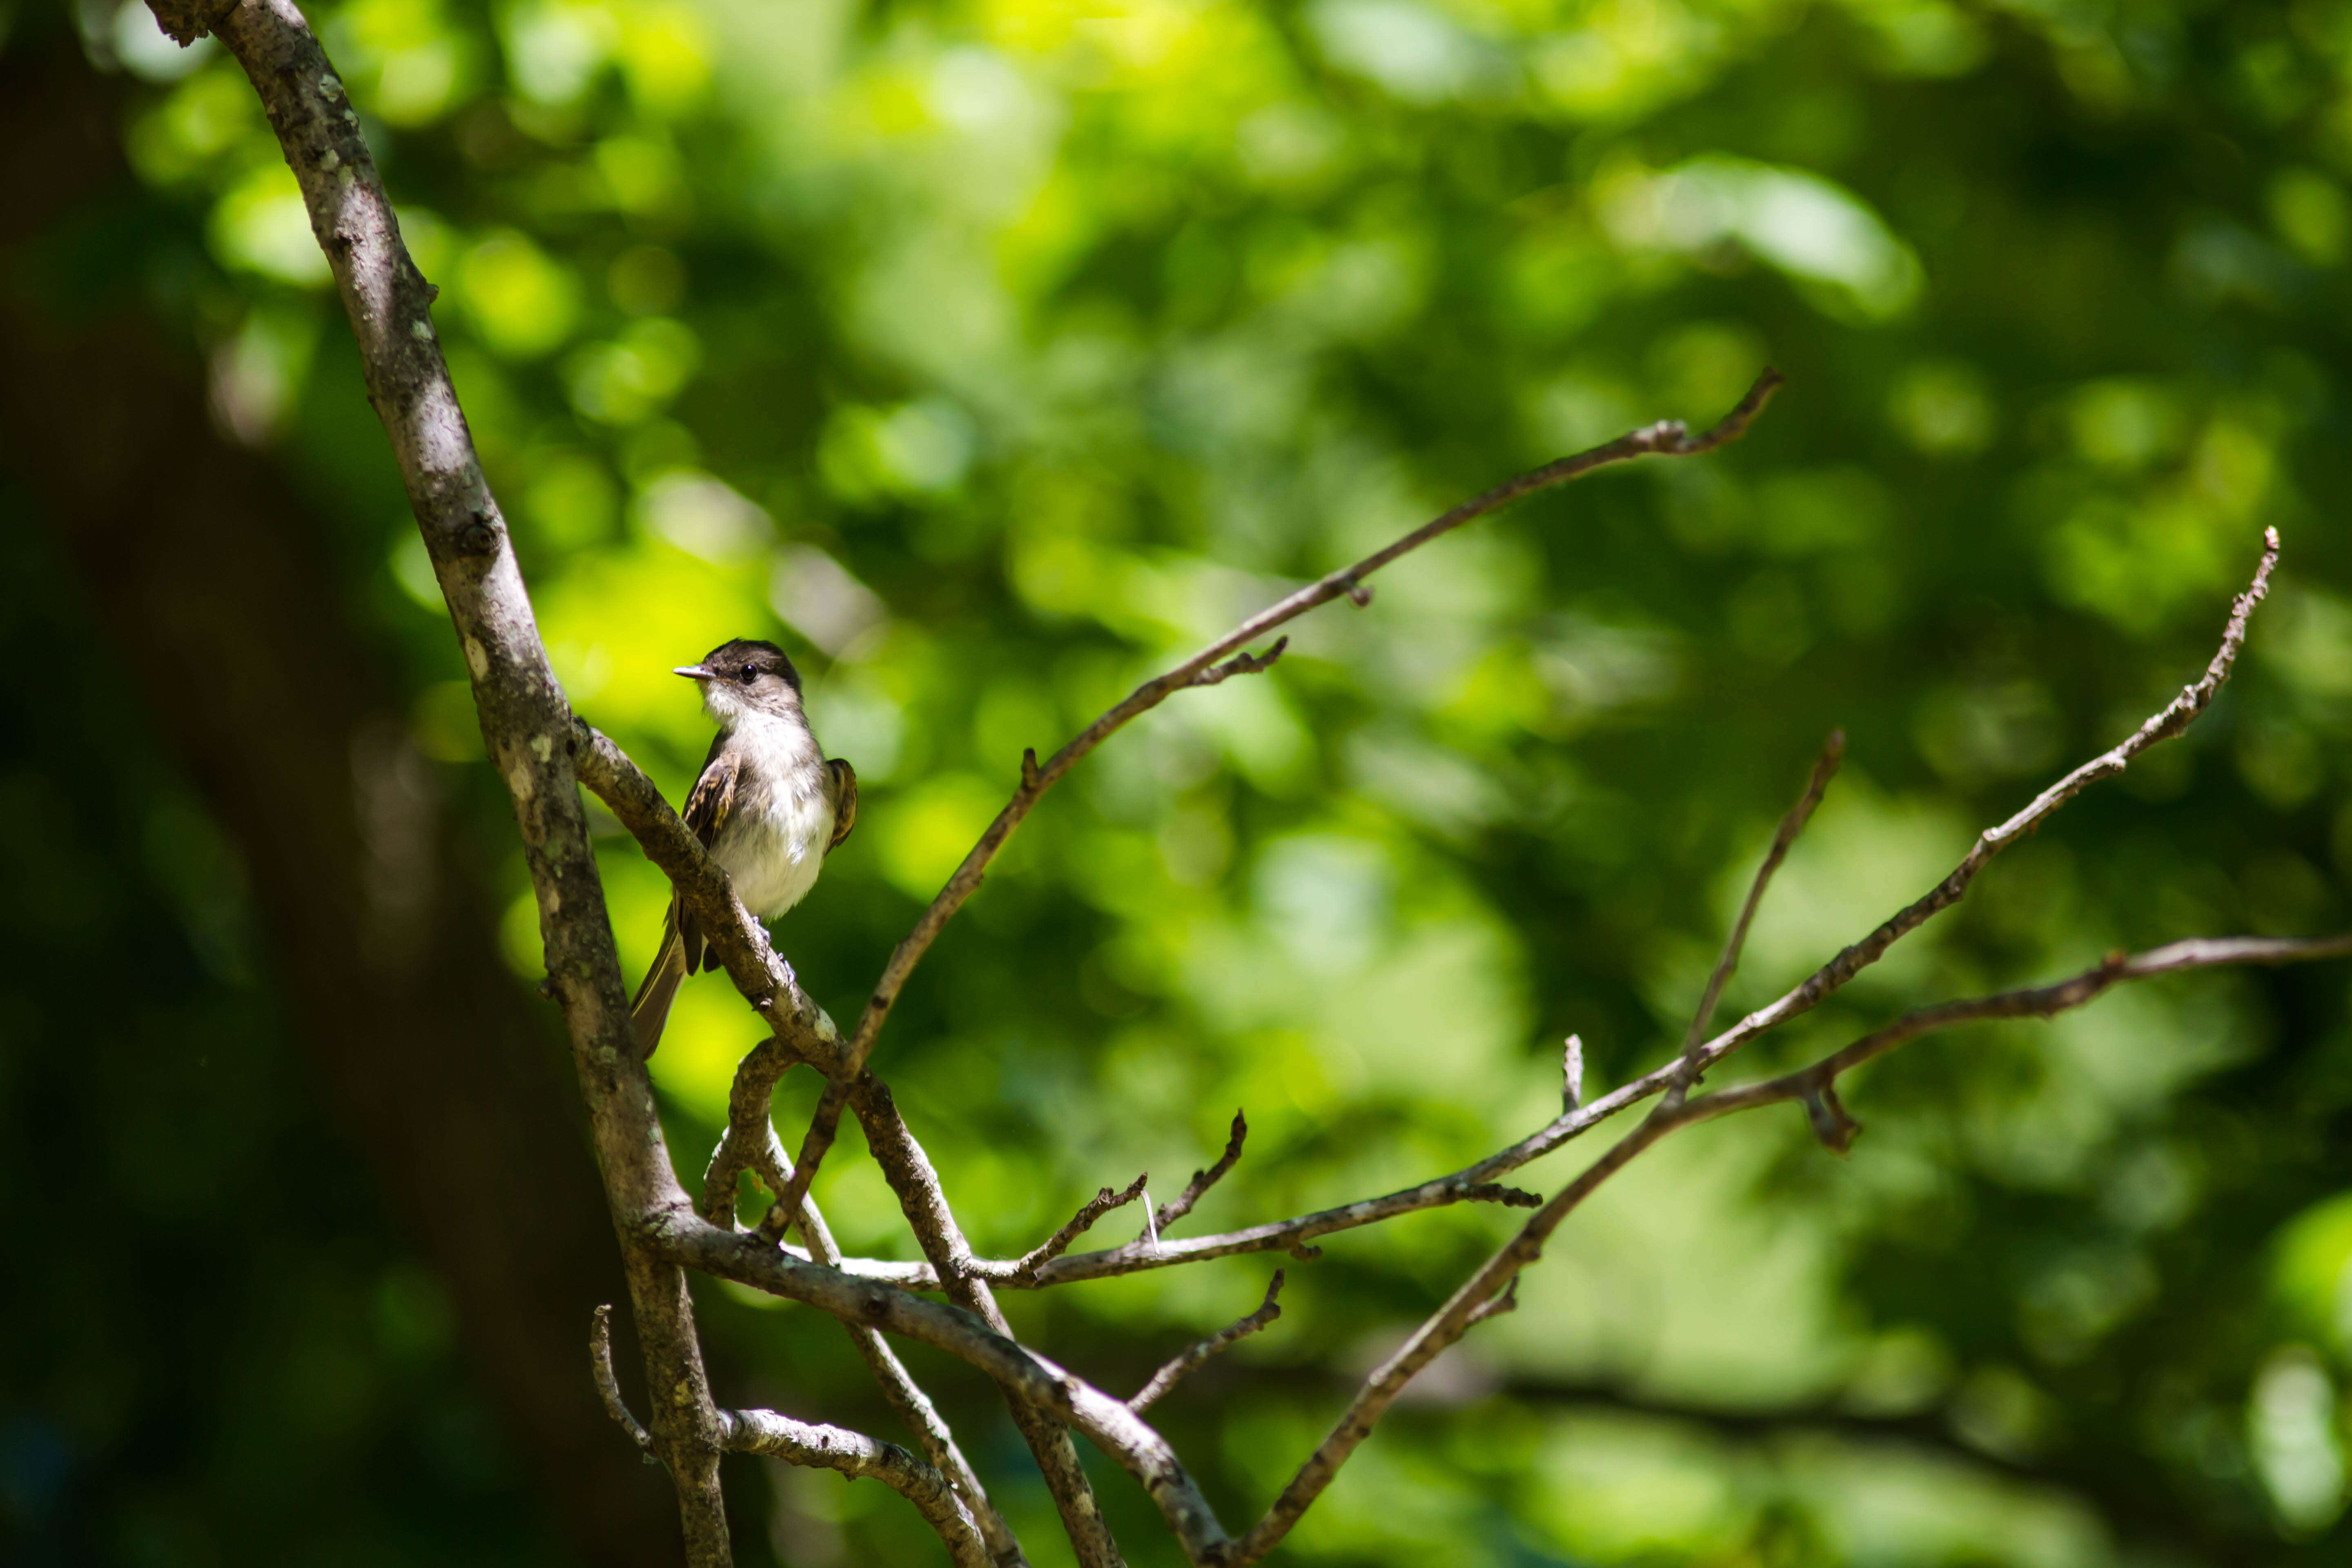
{"left": 16, "top": 0, "right": 2352, "bottom": 1559}
{"left": 0, "top": 522, "right": 570, "bottom": 1565}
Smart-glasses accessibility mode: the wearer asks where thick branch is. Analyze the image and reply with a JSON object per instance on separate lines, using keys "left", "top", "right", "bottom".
{"left": 696, "top": 1048, "right": 1025, "bottom": 1564}
{"left": 845, "top": 1078, "right": 1134, "bottom": 1566}
{"left": 1130, "top": 1273, "right": 1285, "bottom": 1414}
{"left": 152, "top": 1, "right": 732, "bottom": 1559}
{"left": 717, "top": 1410, "right": 989, "bottom": 1568}
{"left": 651, "top": 1213, "right": 1234, "bottom": 1565}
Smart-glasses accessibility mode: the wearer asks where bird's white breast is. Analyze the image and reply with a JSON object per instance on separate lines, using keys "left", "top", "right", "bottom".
{"left": 710, "top": 713, "right": 836, "bottom": 920}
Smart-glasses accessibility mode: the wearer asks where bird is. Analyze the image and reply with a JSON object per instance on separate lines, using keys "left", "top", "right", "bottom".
{"left": 630, "top": 637, "right": 857, "bottom": 1056}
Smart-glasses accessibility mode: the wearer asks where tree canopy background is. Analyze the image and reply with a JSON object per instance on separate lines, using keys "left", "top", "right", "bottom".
{"left": 7, "top": 0, "right": 2352, "bottom": 1560}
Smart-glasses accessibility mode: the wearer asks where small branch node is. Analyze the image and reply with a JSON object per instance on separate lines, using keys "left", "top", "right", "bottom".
{"left": 1189, "top": 637, "right": 1292, "bottom": 689}
{"left": 1288, "top": 1239, "right": 1324, "bottom": 1261}
{"left": 1466, "top": 1275, "right": 1521, "bottom": 1327}
{"left": 1803, "top": 1082, "right": 1860, "bottom": 1155}
{"left": 1022, "top": 747, "right": 1042, "bottom": 790}
{"left": 1341, "top": 577, "right": 1374, "bottom": 608}
{"left": 1562, "top": 1035, "right": 1584, "bottom": 1111}
{"left": 1462, "top": 1183, "right": 1543, "bottom": 1209}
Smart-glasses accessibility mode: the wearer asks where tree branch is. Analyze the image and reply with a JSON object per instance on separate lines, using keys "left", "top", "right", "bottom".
{"left": 1130, "top": 1273, "right": 1285, "bottom": 1414}
{"left": 1675, "top": 526, "right": 2282, "bottom": 1076}
{"left": 148, "top": 1, "right": 734, "bottom": 1558}
{"left": 984, "top": 1174, "right": 1150, "bottom": 1287}
{"left": 717, "top": 1409, "right": 991, "bottom": 1568}
{"left": 1690, "top": 932, "right": 2352, "bottom": 1134}
{"left": 695, "top": 1050, "right": 1026, "bottom": 1564}
{"left": 843, "top": 1077, "right": 1134, "bottom": 1566}
{"left": 774, "top": 528, "right": 2276, "bottom": 1296}
{"left": 652, "top": 1215, "right": 1235, "bottom": 1564}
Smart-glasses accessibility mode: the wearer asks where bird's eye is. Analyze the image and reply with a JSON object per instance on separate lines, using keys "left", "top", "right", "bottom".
{"left": 739, "top": 665, "right": 758, "bottom": 683}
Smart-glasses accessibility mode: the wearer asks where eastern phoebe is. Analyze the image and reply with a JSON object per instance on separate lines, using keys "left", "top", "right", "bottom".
{"left": 630, "top": 638, "right": 858, "bottom": 1056}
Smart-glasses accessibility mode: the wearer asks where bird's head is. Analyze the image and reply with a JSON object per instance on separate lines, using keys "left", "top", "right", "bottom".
{"left": 675, "top": 638, "right": 804, "bottom": 723}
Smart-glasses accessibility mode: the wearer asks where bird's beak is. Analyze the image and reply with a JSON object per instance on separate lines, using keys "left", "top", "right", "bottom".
{"left": 673, "top": 664, "right": 713, "bottom": 680}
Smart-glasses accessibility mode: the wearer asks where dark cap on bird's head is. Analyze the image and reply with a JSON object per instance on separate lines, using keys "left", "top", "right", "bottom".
{"left": 675, "top": 638, "right": 804, "bottom": 716}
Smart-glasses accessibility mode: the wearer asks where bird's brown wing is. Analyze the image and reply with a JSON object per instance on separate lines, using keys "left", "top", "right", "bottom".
{"left": 675, "top": 737, "right": 739, "bottom": 973}
{"left": 825, "top": 757, "right": 858, "bottom": 851}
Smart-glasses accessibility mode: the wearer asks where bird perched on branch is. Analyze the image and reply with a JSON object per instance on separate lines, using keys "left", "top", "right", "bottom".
{"left": 631, "top": 638, "right": 857, "bottom": 1055}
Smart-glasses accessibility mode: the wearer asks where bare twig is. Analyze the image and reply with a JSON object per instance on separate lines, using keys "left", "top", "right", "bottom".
{"left": 839, "top": 370, "right": 1787, "bottom": 1078}
{"left": 1131, "top": 1273, "right": 1287, "bottom": 1414}
{"left": 818, "top": 1172, "right": 1544, "bottom": 1294}
{"left": 590, "top": 1305, "right": 656, "bottom": 1458}
{"left": 1187, "top": 637, "right": 1290, "bottom": 689}
{"left": 1671, "top": 731, "right": 1844, "bottom": 1100}
{"left": 1561, "top": 1036, "right": 1584, "bottom": 1112}
{"left": 1693, "top": 932, "right": 2352, "bottom": 1130}
{"left": 1154, "top": 1111, "right": 1248, "bottom": 1235}
{"left": 993, "top": 1174, "right": 1150, "bottom": 1285}
{"left": 1677, "top": 527, "right": 2282, "bottom": 1076}
{"left": 699, "top": 1037, "right": 800, "bottom": 1225}
{"left": 757, "top": 1076, "right": 850, "bottom": 1242}
{"left": 778, "top": 529, "right": 2280, "bottom": 1296}
{"left": 718, "top": 1410, "right": 991, "bottom": 1568}
{"left": 1226, "top": 921, "right": 2352, "bottom": 1565}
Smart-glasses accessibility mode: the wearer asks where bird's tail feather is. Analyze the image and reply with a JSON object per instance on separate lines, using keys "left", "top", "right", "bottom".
{"left": 631, "top": 930, "right": 689, "bottom": 1058}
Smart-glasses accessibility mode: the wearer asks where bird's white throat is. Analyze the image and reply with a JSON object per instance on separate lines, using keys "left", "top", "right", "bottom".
{"left": 711, "top": 709, "right": 834, "bottom": 920}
